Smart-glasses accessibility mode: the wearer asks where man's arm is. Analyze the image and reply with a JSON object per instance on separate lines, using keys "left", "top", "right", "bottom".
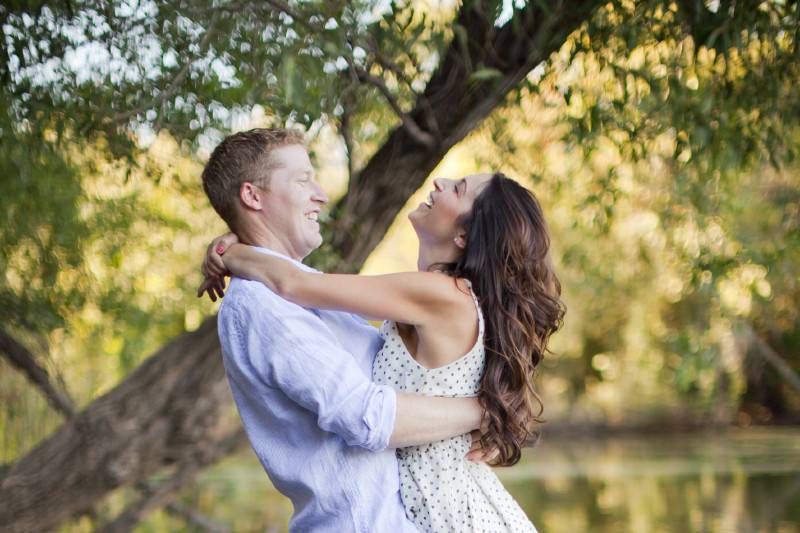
{"left": 390, "top": 395, "right": 482, "bottom": 448}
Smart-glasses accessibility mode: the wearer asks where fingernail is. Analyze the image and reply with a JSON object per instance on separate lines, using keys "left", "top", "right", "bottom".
{"left": 216, "top": 245, "right": 225, "bottom": 254}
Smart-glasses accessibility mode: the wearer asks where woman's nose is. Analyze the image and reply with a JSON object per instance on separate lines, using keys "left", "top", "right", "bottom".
{"left": 433, "top": 178, "right": 444, "bottom": 191}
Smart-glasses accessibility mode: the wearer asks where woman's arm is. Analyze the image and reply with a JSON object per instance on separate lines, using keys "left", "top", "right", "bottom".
{"left": 197, "top": 233, "right": 240, "bottom": 302}
{"left": 222, "top": 244, "right": 464, "bottom": 325}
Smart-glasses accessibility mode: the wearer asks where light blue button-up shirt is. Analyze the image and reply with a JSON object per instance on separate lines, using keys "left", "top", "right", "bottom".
{"left": 217, "top": 246, "right": 418, "bottom": 532}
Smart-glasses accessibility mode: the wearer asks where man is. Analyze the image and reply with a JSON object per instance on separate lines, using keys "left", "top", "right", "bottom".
{"left": 198, "top": 128, "right": 484, "bottom": 532}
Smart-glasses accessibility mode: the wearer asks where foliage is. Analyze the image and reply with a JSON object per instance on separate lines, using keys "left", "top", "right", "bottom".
{"left": 0, "top": 126, "right": 227, "bottom": 460}
{"left": 2, "top": 0, "right": 799, "bottom": 466}
{"left": 0, "top": 0, "right": 460, "bottom": 160}
{"left": 438, "top": 2, "right": 800, "bottom": 421}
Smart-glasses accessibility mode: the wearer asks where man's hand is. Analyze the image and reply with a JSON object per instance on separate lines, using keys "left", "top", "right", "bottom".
{"left": 465, "top": 430, "right": 500, "bottom": 463}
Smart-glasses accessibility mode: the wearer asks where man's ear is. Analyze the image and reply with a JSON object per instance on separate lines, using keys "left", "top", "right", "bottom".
{"left": 240, "top": 182, "right": 263, "bottom": 210}
{"left": 454, "top": 231, "right": 467, "bottom": 250}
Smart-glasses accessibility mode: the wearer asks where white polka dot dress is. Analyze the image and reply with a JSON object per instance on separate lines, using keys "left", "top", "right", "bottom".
{"left": 373, "top": 280, "right": 537, "bottom": 533}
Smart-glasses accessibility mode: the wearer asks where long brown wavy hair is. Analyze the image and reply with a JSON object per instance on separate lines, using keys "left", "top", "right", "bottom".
{"left": 436, "top": 173, "right": 566, "bottom": 466}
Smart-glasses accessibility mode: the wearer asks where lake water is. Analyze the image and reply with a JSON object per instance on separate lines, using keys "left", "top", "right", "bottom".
{"left": 498, "top": 427, "right": 800, "bottom": 533}
{"left": 158, "top": 427, "right": 800, "bottom": 532}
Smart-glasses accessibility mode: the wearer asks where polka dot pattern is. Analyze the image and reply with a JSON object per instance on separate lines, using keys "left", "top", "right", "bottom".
{"left": 373, "top": 280, "right": 537, "bottom": 533}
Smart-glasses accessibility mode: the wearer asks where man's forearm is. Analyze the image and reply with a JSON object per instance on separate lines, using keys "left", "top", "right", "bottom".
{"left": 388, "top": 394, "right": 483, "bottom": 448}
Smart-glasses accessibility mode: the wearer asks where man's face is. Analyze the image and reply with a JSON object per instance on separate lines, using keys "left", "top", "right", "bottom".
{"left": 258, "top": 144, "right": 329, "bottom": 259}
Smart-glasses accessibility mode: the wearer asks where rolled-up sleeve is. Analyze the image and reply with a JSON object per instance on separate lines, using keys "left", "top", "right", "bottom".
{"left": 228, "top": 288, "right": 396, "bottom": 451}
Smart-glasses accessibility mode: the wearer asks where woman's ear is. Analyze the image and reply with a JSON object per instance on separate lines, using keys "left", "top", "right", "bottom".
{"left": 454, "top": 231, "right": 467, "bottom": 250}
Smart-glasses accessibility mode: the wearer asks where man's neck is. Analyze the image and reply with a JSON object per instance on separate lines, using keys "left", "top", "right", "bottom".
{"left": 237, "top": 224, "right": 301, "bottom": 261}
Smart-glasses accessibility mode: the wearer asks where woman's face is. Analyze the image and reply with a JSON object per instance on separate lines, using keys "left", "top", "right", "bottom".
{"left": 409, "top": 173, "right": 492, "bottom": 245}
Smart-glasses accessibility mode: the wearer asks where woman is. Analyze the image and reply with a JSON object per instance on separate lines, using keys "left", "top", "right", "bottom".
{"left": 201, "top": 172, "right": 565, "bottom": 532}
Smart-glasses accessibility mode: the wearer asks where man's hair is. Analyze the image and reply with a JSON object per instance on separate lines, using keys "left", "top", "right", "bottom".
{"left": 202, "top": 128, "right": 305, "bottom": 230}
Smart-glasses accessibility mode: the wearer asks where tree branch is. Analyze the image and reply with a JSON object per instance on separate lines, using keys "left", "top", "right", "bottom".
{"left": 0, "top": 327, "right": 76, "bottom": 418}
{"left": 164, "top": 500, "right": 231, "bottom": 533}
{"left": 352, "top": 65, "right": 436, "bottom": 148}
{"left": 739, "top": 322, "right": 800, "bottom": 394}
{"left": 363, "top": 39, "right": 418, "bottom": 92}
{"left": 98, "top": 429, "right": 246, "bottom": 533}
{"left": 361, "top": 40, "right": 443, "bottom": 140}
{"left": 339, "top": 102, "right": 356, "bottom": 182}
{"left": 262, "top": 0, "right": 324, "bottom": 33}
{"left": 110, "top": 12, "right": 221, "bottom": 125}
{"left": 676, "top": 0, "right": 744, "bottom": 53}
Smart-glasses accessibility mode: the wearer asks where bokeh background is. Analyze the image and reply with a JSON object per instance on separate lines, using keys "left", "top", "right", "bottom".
{"left": 1, "top": 1, "right": 799, "bottom": 531}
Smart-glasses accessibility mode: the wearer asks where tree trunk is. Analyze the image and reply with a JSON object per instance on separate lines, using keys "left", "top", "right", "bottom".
{"left": 0, "top": 318, "right": 233, "bottom": 533}
{"left": 0, "top": 2, "right": 606, "bottom": 531}
{"left": 327, "top": 0, "right": 604, "bottom": 271}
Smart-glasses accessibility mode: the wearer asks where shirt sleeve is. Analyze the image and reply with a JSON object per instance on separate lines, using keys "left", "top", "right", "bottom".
{"left": 225, "top": 285, "right": 397, "bottom": 452}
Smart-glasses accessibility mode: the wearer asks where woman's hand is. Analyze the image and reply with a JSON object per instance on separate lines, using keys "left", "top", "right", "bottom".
{"left": 197, "top": 274, "right": 227, "bottom": 302}
{"left": 197, "top": 232, "right": 239, "bottom": 302}
{"left": 202, "top": 232, "right": 239, "bottom": 278}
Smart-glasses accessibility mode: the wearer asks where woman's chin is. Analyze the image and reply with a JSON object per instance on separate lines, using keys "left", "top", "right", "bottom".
{"left": 408, "top": 207, "right": 422, "bottom": 224}
{"left": 408, "top": 217, "right": 429, "bottom": 247}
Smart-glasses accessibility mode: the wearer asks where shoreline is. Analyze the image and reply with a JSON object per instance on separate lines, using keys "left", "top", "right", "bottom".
{"left": 537, "top": 418, "right": 800, "bottom": 439}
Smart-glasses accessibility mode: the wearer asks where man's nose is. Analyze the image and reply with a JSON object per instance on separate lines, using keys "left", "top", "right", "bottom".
{"left": 312, "top": 183, "right": 329, "bottom": 204}
{"left": 433, "top": 178, "right": 445, "bottom": 191}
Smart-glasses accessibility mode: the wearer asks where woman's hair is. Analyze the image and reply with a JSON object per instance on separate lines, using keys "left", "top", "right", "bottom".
{"left": 436, "top": 173, "right": 566, "bottom": 467}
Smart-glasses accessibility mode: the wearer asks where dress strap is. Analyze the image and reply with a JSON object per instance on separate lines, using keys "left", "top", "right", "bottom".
{"left": 462, "top": 279, "right": 484, "bottom": 339}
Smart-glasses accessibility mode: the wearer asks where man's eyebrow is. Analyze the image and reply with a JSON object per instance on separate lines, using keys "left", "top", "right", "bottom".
{"left": 261, "top": 159, "right": 287, "bottom": 171}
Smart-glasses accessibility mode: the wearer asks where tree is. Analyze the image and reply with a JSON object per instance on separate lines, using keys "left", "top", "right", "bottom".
{"left": 1, "top": 0, "right": 798, "bottom": 530}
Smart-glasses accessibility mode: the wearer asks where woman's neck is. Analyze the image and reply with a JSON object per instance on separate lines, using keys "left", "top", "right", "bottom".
{"left": 417, "top": 240, "right": 461, "bottom": 272}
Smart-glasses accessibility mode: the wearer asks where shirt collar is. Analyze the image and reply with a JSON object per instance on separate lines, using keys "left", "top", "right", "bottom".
{"left": 248, "top": 245, "right": 320, "bottom": 274}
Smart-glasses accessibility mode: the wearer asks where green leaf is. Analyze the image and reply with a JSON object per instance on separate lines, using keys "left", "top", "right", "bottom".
{"left": 469, "top": 68, "right": 503, "bottom": 82}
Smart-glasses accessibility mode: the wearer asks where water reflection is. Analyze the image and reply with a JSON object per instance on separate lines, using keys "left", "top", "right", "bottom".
{"left": 163, "top": 428, "right": 800, "bottom": 532}
{"left": 502, "top": 428, "right": 800, "bottom": 533}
